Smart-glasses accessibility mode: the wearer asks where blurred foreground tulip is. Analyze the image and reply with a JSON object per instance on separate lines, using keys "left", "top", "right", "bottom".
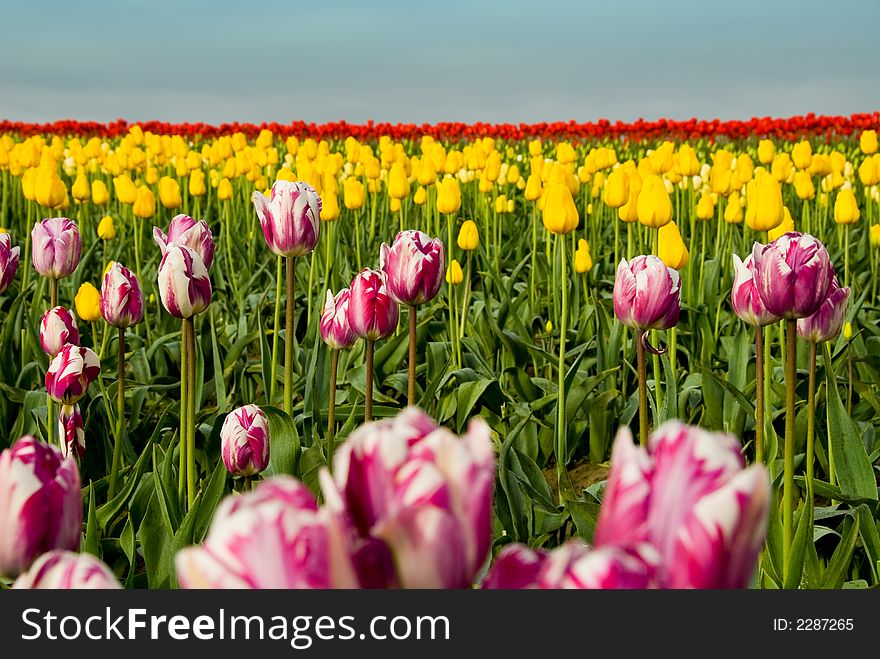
{"left": 13, "top": 550, "right": 120, "bottom": 589}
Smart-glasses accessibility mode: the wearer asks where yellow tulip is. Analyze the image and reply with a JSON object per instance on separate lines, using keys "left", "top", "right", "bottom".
{"left": 757, "top": 139, "right": 775, "bottom": 164}
{"left": 35, "top": 171, "right": 67, "bottom": 208}
{"left": 636, "top": 175, "right": 673, "bottom": 228}
{"left": 74, "top": 283, "right": 102, "bottom": 322}
{"left": 724, "top": 192, "right": 743, "bottom": 223}
{"left": 524, "top": 173, "right": 543, "bottom": 201}
{"left": 528, "top": 140, "right": 542, "bottom": 157}
{"left": 792, "top": 140, "right": 812, "bottom": 170}
{"left": 218, "top": 177, "right": 234, "bottom": 201}
{"left": 768, "top": 206, "right": 795, "bottom": 241}
{"left": 389, "top": 197, "right": 401, "bottom": 213}
{"left": 494, "top": 195, "right": 509, "bottom": 214}
{"left": 113, "top": 175, "right": 137, "bottom": 204}
{"left": 542, "top": 183, "right": 579, "bottom": 235}
{"left": 603, "top": 168, "right": 630, "bottom": 208}
{"left": 158, "top": 176, "right": 182, "bottom": 209}
{"left": 321, "top": 192, "right": 340, "bottom": 221}
{"left": 436, "top": 177, "right": 462, "bottom": 215}
{"left": 132, "top": 185, "right": 156, "bottom": 219}
{"left": 71, "top": 169, "right": 90, "bottom": 202}
{"left": 745, "top": 168, "right": 783, "bottom": 231}
{"left": 343, "top": 178, "right": 365, "bottom": 210}
{"left": 417, "top": 157, "right": 436, "bottom": 186}
{"left": 97, "top": 215, "right": 116, "bottom": 241}
{"left": 771, "top": 153, "right": 793, "bottom": 182}
{"left": 445, "top": 259, "right": 463, "bottom": 285}
{"left": 457, "top": 220, "right": 479, "bottom": 251}
{"left": 364, "top": 157, "right": 381, "bottom": 180}
{"left": 574, "top": 239, "right": 592, "bottom": 273}
{"left": 858, "top": 157, "right": 879, "bottom": 186}
{"left": 808, "top": 154, "right": 831, "bottom": 177}
{"left": 793, "top": 170, "right": 815, "bottom": 200}
{"left": 734, "top": 153, "right": 754, "bottom": 185}
{"left": 676, "top": 144, "right": 701, "bottom": 177}
{"left": 413, "top": 185, "right": 427, "bottom": 206}
{"left": 834, "top": 188, "right": 860, "bottom": 225}
{"left": 843, "top": 322, "right": 853, "bottom": 340}
{"left": 695, "top": 192, "right": 715, "bottom": 219}
{"left": 21, "top": 167, "right": 38, "bottom": 201}
{"left": 91, "top": 179, "right": 109, "bottom": 206}
{"left": 709, "top": 165, "right": 732, "bottom": 196}
{"left": 658, "top": 221, "right": 688, "bottom": 269}
{"left": 189, "top": 169, "right": 207, "bottom": 197}
{"left": 870, "top": 224, "right": 880, "bottom": 247}
{"left": 860, "top": 129, "right": 878, "bottom": 155}
{"left": 648, "top": 141, "right": 674, "bottom": 174}
{"left": 387, "top": 162, "right": 410, "bottom": 200}
{"left": 506, "top": 164, "right": 520, "bottom": 185}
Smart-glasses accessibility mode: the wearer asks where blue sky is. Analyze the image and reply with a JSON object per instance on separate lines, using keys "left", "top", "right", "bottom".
{"left": 1, "top": 0, "right": 878, "bottom": 124}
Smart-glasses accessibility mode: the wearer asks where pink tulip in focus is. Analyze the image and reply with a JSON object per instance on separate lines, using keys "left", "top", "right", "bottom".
{"left": 320, "top": 288, "right": 357, "bottom": 350}
{"left": 31, "top": 217, "right": 82, "bottom": 279}
{"left": 58, "top": 403, "right": 85, "bottom": 460}
{"left": 100, "top": 262, "right": 144, "bottom": 328}
{"left": 731, "top": 253, "right": 782, "bottom": 327}
{"left": 39, "top": 306, "right": 80, "bottom": 357}
{"left": 0, "top": 437, "right": 82, "bottom": 578}
{"left": 153, "top": 214, "right": 215, "bottom": 269}
{"left": 797, "top": 278, "right": 850, "bottom": 343}
{"left": 750, "top": 232, "right": 834, "bottom": 319}
{"left": 613, "top": 255, "right": 681, "bottom": 330}
{"left": 320, "top": 407, "right": 495, "bottom": 588}
{"left": 0, "top": 232, "right": 20, "bottom": 294}
{"left": 46, "top": 344, "right": 100, "bottom": 404}
{"left": 13, "top": 550, "right": 120, "bottom": 589}
{"left": 220, "top": 404, "right": 271, "bottom": 478}
{"left": 176, "top": 476, "right": 358, "bottom": 588}
{"left": 157, "top": 244, "right": 212, "bottom": 319}
{"left": 346, "top": 268, "right": 400, "bottom": 341}
{"left": 380, "top": 230, "right": 446, "bottom": 306}
{"left": 252, "top": 181, "right": 321, "bottom": 257}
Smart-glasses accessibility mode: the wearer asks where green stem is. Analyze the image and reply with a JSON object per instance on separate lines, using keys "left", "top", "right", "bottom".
{"left": 47, "top": 277, "right": 58, "bottom": 447}
{"left": 783, "top": 318, "right": 797, "bottom": 581}
{"left": 185, "top": 317, "right": 196, "bottom": 510}
{"left": 284, "top": 256, "right": 295, "bottom": 416}
{"left": 755, "top": 326, "right": 764, "bottom": 464}
{"left": 637, "top": 329, "right": 648, "bottom": 446}
{"left": 843, "top": 225, "right": 850, "bottom": 289}
{"left": 824, "top": 342, "right": 837, "bottom": 489}
{"left": 327, "top": 348, "right": 338, "bottom": 467}
{"left": 365, "top": 339, "right": 374, "bottom": 422}
{"left": 556, "top": 238, "right": 569, "bottom": 501}
{"left": 806, "top": 341, "right": 817, "bottom": 498}
{"left": 270, "top": 255, "right": 282, "bottom": 404}
{"left": 407, "top": 305, "right": 417, "bottom": 406}
{"left": 178, "top": 320, "right": 187, "bottom": 500}
{"left": 108, "top": 327, "right": 125, "bottom": 498}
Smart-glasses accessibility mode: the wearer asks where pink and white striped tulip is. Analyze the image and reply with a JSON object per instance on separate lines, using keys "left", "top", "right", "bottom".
{"left": 13, "top": 550, "right": 120, "bottom": 589}
{"left": 58, "top": 403, "right": 85, "bottom": 460}
{"left": 750, "top": 232, "right": 834, "bottom": 319}
{"left": 31, "top": 217, "right": 82, "bottom": 279}
{"left": 380, "top": 230, "right": 446, "bottom": 306}
{"left": 480, "top": 545, "right": 548, "bottom": 589}
{"left": 613, "top": 255, "right": 681, "bottom": 330}
{"left": 346, "top": 268, "right": 399, "bottom": 341}
{"left": 157, "top": 244, "right": 212, "bottom": 319}
{"left": 0, "top": 436, "right": 82, "bottom": 578}
{"left": 0, "top": 232, "right": 20, "bottom": 294}
{"left": 320, "top": 288, "right": 357, "bottom": 350}
{"left": 100, "top": 262, "right": 144, "bottom": 328}
{"left": 176, "top": 476, "right": 358, "bottom": 589}
{"left": 39, "top": 306, "right": 80, "bottom": 357}
{"left": 46, "top": 344, "right": 100, "bottom": 404}
{"left": 252, "top": 181, "right": 321, "bottom": 257}
{"left": 220, "top": 404, "right": 270, "bottom": 478}
{"left": 320, "top": 407, "right": 495, "bottom": 588}
{"left": 731, "top": 253, "right": 782, "bottom": 327}
{"left": 797, "top": 278, "right": 850, "bottom": 343}
{"left": 594, "top": 421, "right": 770, "bottom": 589}
{"left": 153, "top": 214, "right": 215, "bottom": 269}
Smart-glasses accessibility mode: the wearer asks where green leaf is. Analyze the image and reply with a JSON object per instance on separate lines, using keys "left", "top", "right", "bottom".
{"left": 83, "top": 481, "right": 99, "bottom": 557}
{"left": 262, "top": 405, "right": 300, "bottom": 478}
{"left": 783, "top": 497, "right": 812, "bottom": 589}
{"left": 193, "top": 459, "right": 229, "bottom": 544}
{"left": 855, "top": 504, "right": 880, "bottom": 585}
{"left": 821, "top": 514, "right": 860, "bottom": 589}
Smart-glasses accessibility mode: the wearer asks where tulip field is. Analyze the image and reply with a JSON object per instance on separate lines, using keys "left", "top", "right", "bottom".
{"left": 1, "top": 114, "right": 880, "bottom": 590}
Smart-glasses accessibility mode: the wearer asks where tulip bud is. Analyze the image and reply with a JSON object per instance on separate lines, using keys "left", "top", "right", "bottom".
{"left": 39, "top": 306, "right": 79, "bottom": 357}
{"left": 751, "top": 232, "right": 834, "bottom": 319}
{"left": 843, "top": 321, "right": 853, "bottom": 340}
{"left": 31, "top": 217, "right": 82, "bottom": 279}
{"left": 153, "top": 214, "right": 215, "bottom": 269}
{"left": 346, "top": 268, "right": 399, "bottom": 341}
{"left": 524, "top": 173, "right": 543, "bottom": 201}
{"left": 380, "top": 230, "right": 445, "bottom": 307}
{"left": 436, "top": 177, "right": 462, "bottom": 215}
{"left": 871, "top": 224, "right": 880, "bottom": 247}
{"left": 745, "top": 168, "right": 783, "bottom": 231}
{"left": 542, "top": 183, "right": 579, "bottom": 235}
{"left": 457, "top": 220, "right": 479, "bottom": 251}
{"left": 0, "top": 232, "right": 21, "bottom": 294}
{"left": 724, "top": 191, "right": 743, "bottom": 224}
{"left": 58, "top": 403, "right": 85, "bottom": 460}
{"left": 100, "top": 262, "right": 144, "bottom": 328}
{"left": 613, "top": 255, "right": 681, "bottom": 330}
{"left": 695, "top": 192, "right": 715, "bottom": 220}
{"left": 74, "top": 282, "right": 102, "bottom": 322}
{"left": 603, "top": 168, "right": 630, "bottom": 208}
{"left": 0, "top": 437, "right": 81, "bottom": 578}
{"left": 71, "top": 169, "right": 90, "bottom": 202}
{"left": 320, "top": 288, "right": 357, "bottom": 350}
{"left": 343, "top": 177, "right": 365, "bottom": 210}
{"left": 757, "top": 139, "right": 775, "bottom": 164}
{"left": 792, "top": 140, "right": 812, "bottom": 170}
{"left": 158, "top": 176, "right": 182, "bottom": 209}
{"left": 731, "top": 254, "right": 782, "bottom": 327}
{"left": 189, "top": 169, "right": 207, "bottom": 197}
{"left": 12, "top": 550, "right": 120, "bottom": 589}
{"left": 46, "top": 344, "right": 100, "bottom": 404}
{"left": 657, "top": 221, "right": 688, "bottom": 270}
{"left": 131, "top": 185, "right": 156, "bottom": 219}
{"left": 35, "top": 167, "right": 67, "bottom": 209}
{"left": 97, "top": 215, "right": 116, "bottom": 241}
{"left": 574, "top": 239, "right": 592, "bottom": 274}
{"left": 636, "top": 175, "right": 673, "bottom": 228}
{"left": 91, "top": 180, "right": 109, "bottom": 206}
{"left": 157, "top": 244, "right": 212, "bottom": 319}
{"left": 446, "top": 259, "right": 463, "bottom": 285}
{"left": 860, "top": 129, "right": 878, "bottom": 155}
{"left": 833, "top": 188, "right": 860, "bottom": 225}
{"left": 797, "top": 279, "right": 850, "bottom": 343}
{"left": 252, "top": 180, "right": 321, "bottom": 258}
{"left": 113, "top": 175, "right": 137, "bottom": 205}
{"left": 217, "top": 177, "right": 233, "bottom": 201}
{"left": 221, "top": 404, "right": 271, "bottom": 478}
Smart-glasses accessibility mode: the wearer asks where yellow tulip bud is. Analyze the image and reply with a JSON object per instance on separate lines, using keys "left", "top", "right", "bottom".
{"left": 343, "top": 177, "right": 366, "bottom": 210}
{"left": 132, "top": 185, "right": 156, "bottom": 219}
{"left": 792, "top": 140, "right": 812, "bottom": 170}
{"left": 657, "top": 221, "right": 688, "bottom": 270}
{"left": 445, "top": 259, "right": 463, "bottom": 285}
{"left": 36, "top": 172, "right": 67, "bottom": 209}
{"left": 542, "top": 183, "right": 579, "bottom": 235}
{"left": 387, "top": 162, "right": 410, "bottom": 200}
{"left": 833, "top": 188, "right": 860, "bottom": 225}
{"left": 757, "top": 139, "right": 775, "bottom": 164}
{"left": 793, "top": 170, "right": 815, "bottom": 200}
{"left": 860, "top": 130, "right": 878, "bottom": 155}
{"left": 724, "top": 192, "right": 743, "bottom": 224}
{"left": 734, "top": 154, "right": 754, "bottom": 184}
{"left": 113, "top": 175, "right": 137, "bottom": 205}
{"left": 870, "top": 224, "right": 880, "bottom": 247}
{"left": 545, "top": 320, "right": 553, "bottom": 333}
{"left": 556, "top": 142, "right": 576, "bottom": 165}
{"left": 21, "top": 167, "right": 38, "bottom": 201}
{"left": 745, "top": 168, "right": 783, "bottom": 231}
{"left": 218, "top": 177, "right": 233, "bottom": 201}
{"left": 71, "top": 169, "right": 90, "bottom": 202}
{"left": 494, "top": 194, "right": 509, "bottom": 214}
{"left": 506, "top": 164, "right": 520, "bottom": 185}
{"left": 528, "top": 140, "right": 542, "bottom": 157}
{"left": 457, "top": 220, "right": 479, "bottom": 251}
{"left": 145, "top": 166, "right": 160, "bottom": 185}
{"left": 189, "top": 169, "right": 206, "bottom": 197}
{"left": 676, "top": 144, "right": 701, "bottom": 177}
{"left": 389, "top": 197, "right": 401, "bottom": 213}
{"left": 843, "top": 322, "right": 853, "bottom": 341}
{"left": 436, "top": 177, "right": 462, "bottom": 215}
{"left": 768, "top": 206, "right": 795, "bottom": 241}
{"left": 695, "top": 192, "right": 715, "bottom": 220}
{"left": 413, "top": 185, "right": 427, "bottom": 206}
{"left": 97, "top": 215, "right": 116, "bottom": 241}
{"left": 74, "top": 282, "right": 102, "bottom": 322}
{"left": 321, "top": 192, "right": 340, "bottom": 221}
{"left": 858, "top": 157, "right": 879, "bottom": 186}
{"left": 158, "top": 176, "right": 182, "bottom": 209}
{"left": 603, "top": 168, "right": 630, "bottom": 208}
{"left": 771, "top": 153, "right": 793, "bottom": 182}
{"left": 710, "top": 165, "right": 732, "bottom": 196}
{"left": 91, "top": 179, "right": 109, "bottom": 206}
{"left": 574, "top": 239, "right": 592, "bottom": 274}
{"left": 648, "top": 141, "right": 674, "bottom": 174}
{"left": 808, "top": 154, "right": 831, "bottom": 177}
{"left": 524, "top": 173, "right": 543, "bottom": 201}
{"left": 636, "top": 175, "right": 673, "bottom": 228}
